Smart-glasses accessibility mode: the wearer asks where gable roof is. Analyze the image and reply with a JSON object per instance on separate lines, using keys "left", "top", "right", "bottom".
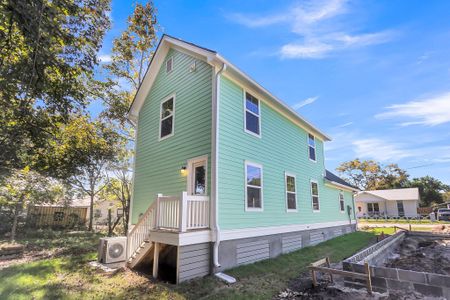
{"left": 128, "top": 34, "right": 331, "bottom": 141}
{"left": 324, "top": 170, "right": 359, "bottom": 191}
{"left": 357, "top": 188, "right": 420, "bottom": 201}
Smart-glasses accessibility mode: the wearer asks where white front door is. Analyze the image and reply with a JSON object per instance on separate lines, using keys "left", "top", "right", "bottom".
{"left": 187, "top": 156, "right": 208, "bottom": 195}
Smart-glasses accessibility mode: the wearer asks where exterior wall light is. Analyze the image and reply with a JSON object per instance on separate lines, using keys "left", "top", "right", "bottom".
{"left": 180, "top": 166, "right": 187, "bottom": 176}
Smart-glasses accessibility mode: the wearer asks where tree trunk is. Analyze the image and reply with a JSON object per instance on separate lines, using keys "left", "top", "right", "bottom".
{"left": 88, "top": 193, "right": 94, "bottom": 231}
{"left": 10, "top": 200, "right": 23, "bottom": 242}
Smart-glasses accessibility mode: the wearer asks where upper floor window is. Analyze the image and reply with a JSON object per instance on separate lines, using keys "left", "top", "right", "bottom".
{"left": 311, "top": 181, "right": 320, "bottom": 211}
{"left": 245, "top": 162, "right": 263, "bottom": 211}
{"left": 339, "top": 191, "right": 345, "bottom": 212}
{"left": 166, "top": 57, "right": 173, "bottom": 73}
{"left": 159, "top": 96, "right": 174, "bottom": 140}
{"left": 244, "top": 92, "right": 260, "bottom": 136}
{"left": 308, "top": 134, "right": 316, "bottom": 161}
{"left": 285, "top": 173, "right": 297, "bottom": 211}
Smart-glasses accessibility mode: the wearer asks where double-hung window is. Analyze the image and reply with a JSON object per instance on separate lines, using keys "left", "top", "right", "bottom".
{"left": 311, "top": 181, "right": 320, "bottom": 211}
{"left": 339, "top": 191, "right": 345, "bottom": 212}
{"left": 308, "top": 134, "right": 316, "bottom": 161}
{"left": 285, "top": 173, "right": 297, "bottom": 211}
{"left": 245, "top": 92, "right": 260, "bottom": 136}
{"left": 245, "top": 162, "right": 262, "bottom": 210}
{"left": 159, "top": 96, "right": 174, "bottom": 140}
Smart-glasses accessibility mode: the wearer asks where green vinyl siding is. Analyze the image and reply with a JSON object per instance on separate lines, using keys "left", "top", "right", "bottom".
{"left": 131, "top": 49, "right": 213, "bottom": 224}
{"left": 218, "top": 76, "right": 355, "bottom": 230}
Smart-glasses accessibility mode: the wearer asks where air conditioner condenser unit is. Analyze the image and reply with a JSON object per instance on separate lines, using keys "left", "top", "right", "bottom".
{"left": 98, "top": 236, "right": 127, "bottom": 264}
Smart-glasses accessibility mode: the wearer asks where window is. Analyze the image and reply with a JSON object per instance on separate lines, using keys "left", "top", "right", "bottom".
{"left": 397, "top": 201, "right": 405, "bottom": 217}
{"left": 310, "top": 181, "right": 320, "bottom": 211}
{"left": 245, "top": 162, "right": 262, "bottom": 210}
{"left": 244, "top": 92, "right": 260, "bottom": 136}
{"left": 339, "top": 191, "right": 345, "bottom": 212}
{"left": 308, "top": 134, "right": 316, "bottom": 161}
{"left": 53, "top": 211, "right": 64, "bottom": 222}
{"left": 285, "top": 174, "right": 297, "bottom": 211}
{"left": 193, "top": 162, "right": 206, "bottom": 195}
{"left": 166, "top": 57, "right": 173, "bottom": 73}
{"left": 367, "top": 203, "right": 380, "bottom": 215}
{"left": 159, "top": 96, "right": 174, "bottom": 139}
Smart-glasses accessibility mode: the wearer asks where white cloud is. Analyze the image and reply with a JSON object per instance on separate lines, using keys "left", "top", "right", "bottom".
{"left": 292, "top": 96, "right": 319, "bottom": 109}
{"left": 98, "top": 54, "right": 112, "bottom": 63}
{"left": 336, "top": 121, "right": 353, "bottom": 128}
{"left": 376, "top": 92, "right": 450, "bottom": 126}
{"left": 352, "top": 138, "right": 413, "bottom": 162}
{"left": 228, "top": 0, "right": 395, "bottom": 59}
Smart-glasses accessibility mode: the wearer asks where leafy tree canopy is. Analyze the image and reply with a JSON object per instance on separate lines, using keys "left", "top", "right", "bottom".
{"left": 0, "top": 0, "right": 111, "bottom": 175}
{"left": 406, "top": 176, "right": 450, "bottom": 207}
{"left": 336, "top": 159, "right": 409, "bottom": 191}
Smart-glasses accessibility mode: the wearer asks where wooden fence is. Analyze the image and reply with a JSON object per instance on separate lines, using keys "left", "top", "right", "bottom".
{"left": 27, "top": 205, "right": 88, "bottom": 228}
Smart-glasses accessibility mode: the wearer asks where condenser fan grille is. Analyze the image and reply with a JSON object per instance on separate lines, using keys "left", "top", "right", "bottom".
{"left": 108, "top": 243, "right": 124, "bottom": 258}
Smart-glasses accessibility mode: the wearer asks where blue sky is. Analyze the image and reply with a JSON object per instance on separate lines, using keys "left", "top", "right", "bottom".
{"left": 99, "top": 0, "right": 450, "bottom": 184}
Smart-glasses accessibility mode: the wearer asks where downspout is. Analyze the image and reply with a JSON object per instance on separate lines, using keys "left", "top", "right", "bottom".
{"left": 212, "top": 62, "right": 226, "bottom": 268}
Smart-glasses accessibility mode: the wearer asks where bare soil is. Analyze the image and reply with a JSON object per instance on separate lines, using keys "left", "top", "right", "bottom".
{"left": 275, "top": 262, "right": 445, "bottom": 300}
{"left": 385, "top": 236, "right": 450, "bottom": 275}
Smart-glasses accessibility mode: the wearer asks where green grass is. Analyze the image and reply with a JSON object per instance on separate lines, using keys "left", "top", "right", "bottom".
{"left": 1, "top": 230, "right": 103, "bottom": 255}
{"left": 0, "top": 231, "right": 375, "bottom": 300}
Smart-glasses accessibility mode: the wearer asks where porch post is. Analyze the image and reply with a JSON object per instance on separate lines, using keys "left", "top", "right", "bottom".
{"left": 179, "top": 192, "right": 188, "bottom": 232}
{"left": 156, "top": 194, "right": 162, "bottom": 229}
{"left": 152, "top": 242, "right": 160, "bottom": 278}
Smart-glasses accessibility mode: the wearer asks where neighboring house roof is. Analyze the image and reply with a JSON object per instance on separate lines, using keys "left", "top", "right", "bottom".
{"left": 324, "top": 170, "right": 359, "bottom": 191}
{"left": 37, "top": 197, "right": 91, "bottom": 208}
{"left": 128, "top": 34, "right": 331, "bottom": 141}
{"left": 357, "top": 188, "right": 420, "bottom": 201}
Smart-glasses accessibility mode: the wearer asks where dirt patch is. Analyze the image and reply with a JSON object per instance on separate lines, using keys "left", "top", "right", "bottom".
{"left": 385, "top": 236, "right": 450, "bottom": 275}
{"left": 275, "top": 275, "right": 445, "bottom": 300}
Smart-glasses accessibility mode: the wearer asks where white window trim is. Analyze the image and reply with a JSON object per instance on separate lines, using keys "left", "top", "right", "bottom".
{"left": 243, "top": 90, "right": 262, "bottom": 138}
{"left": 310, "top": 179, "right": 320, "bottom": 212}
{"left": 186, "top": 155, "right": 208, "bottom": 196}
{"left": 244, "top": 161, "right": 263, "bottom": 212}
{"left": 339, "top": 191, "right": 345, "bottom": 213}
{"left": 166, "top": 56, "right": 173, "bottom": 73}
{"left": 158, "top": 94, "right": 176, "bottom": 141}
{"left": 285, "top": 172, "right": 297, "bottom": 212}
{"left": 307, "top": 133, "right": 317, "bottom": 163}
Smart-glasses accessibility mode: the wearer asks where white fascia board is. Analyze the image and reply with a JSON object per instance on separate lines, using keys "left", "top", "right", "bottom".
{"left": 324, "top": 180, "right": 359, "bottom": 192}
{"left": 128, "top": 36, "right": 331, "bottom": 142}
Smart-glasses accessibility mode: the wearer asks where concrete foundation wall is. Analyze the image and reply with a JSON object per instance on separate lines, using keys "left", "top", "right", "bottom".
{"left": 343, "top": 231, "right": 450, "bottom": 298}
{"left": 218, "top": 223, "right": 356, "bottom": 271}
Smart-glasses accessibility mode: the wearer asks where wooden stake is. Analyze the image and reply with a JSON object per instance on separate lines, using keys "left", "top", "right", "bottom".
{"left": 311, "top": 264, "right": 317, "bottom": 287}
{"left": 325, "top": 257, "right": 333, "bottom": 283}
{"left": 364, "top": 261, "right": 372, "bottom": 295}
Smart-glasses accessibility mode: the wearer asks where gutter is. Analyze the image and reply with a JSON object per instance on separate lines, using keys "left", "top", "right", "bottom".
{"left": 212, "top": 62, "right": 227, "bottom": 268}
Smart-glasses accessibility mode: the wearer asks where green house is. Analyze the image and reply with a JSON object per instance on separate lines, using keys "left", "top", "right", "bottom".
{"left": 127, "top": 35, "right": 358, "bottom": 283}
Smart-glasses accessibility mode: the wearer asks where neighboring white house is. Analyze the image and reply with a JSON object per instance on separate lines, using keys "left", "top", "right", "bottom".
{"left": 355, "top": 188, "right": 420, "bottom": 218}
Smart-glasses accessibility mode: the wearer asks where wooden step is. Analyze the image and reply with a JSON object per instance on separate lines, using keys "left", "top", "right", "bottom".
{"left": 128, "top": 241, "right": 154, "bottom": 268}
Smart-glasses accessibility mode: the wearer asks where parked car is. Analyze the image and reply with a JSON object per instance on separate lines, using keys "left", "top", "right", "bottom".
{"left": 437, "top": 208, "right": 450, "bottom": 221}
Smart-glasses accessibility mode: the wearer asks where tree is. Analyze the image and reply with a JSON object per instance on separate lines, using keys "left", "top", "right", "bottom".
{"left": 100, "top": 147, "right": 133, "bottom": 235}
{"left": 0, "top": 167, "right": 62, "bottom": 241}
{"left": 94, "top": 1, "right": 158, "bottom": 233}
{"left": 100, "top": 1, "right": 158, "bottom": 127}
{"left": 0, "top": 0, "right": 111, "bottom": 175}
{"left": 336, "top": 159, "right": 409, "bottom": 190}
{"left": 43, "top": 116, "right": 121, "bottom": 231}
{"left": 406, "top": 176, "right": 450, "bottom": 207}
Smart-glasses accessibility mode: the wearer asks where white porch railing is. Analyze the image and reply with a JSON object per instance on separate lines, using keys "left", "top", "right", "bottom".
{"left": 127, "top": 192, "right": 210, "bottom": 259}
{"left": 155, "top": 192, "right": 210, "bottom": 231}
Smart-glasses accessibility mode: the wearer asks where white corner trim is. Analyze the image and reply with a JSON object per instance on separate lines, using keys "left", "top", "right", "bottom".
{"left": 220, "top": 220, "right": 356, "bottom": 241}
